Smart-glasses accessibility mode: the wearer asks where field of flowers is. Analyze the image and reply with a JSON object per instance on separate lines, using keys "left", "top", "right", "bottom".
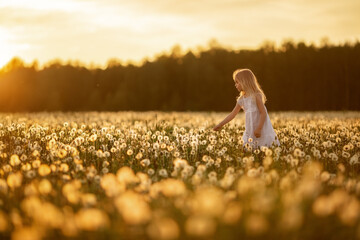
{"left": 0, "top": 111, "right": 359, "bottom": 240}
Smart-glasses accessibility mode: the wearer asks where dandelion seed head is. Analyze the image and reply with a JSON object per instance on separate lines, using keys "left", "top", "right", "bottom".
{"left": 38, "top": 164, "right": 51, "bottom": 176}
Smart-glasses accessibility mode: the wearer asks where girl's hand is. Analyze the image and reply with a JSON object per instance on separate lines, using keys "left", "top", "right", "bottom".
{"left": 254, "top": 128, "right": 262, "bottom": 138}
{"left": 213, "top": 125, "right": 222, "bottom": 131}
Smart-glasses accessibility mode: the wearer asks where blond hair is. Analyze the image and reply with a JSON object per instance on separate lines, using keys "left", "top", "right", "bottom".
{"left": 233, "top": 68, "right": 267, "bottom": 104}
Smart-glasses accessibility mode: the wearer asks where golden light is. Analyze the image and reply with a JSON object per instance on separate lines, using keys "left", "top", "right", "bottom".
{"left": 0, "top": 28, "right": 14, "bottom": 68}
{"left": 0, "top": 0, "right": 85, "bottom": 11}
{"left": 0, "top": 0, "right": 358, "bottom": 67}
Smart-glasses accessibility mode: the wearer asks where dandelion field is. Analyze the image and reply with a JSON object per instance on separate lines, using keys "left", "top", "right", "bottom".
{"left": 0, "top": 111, "right": 359, "bottom": 240}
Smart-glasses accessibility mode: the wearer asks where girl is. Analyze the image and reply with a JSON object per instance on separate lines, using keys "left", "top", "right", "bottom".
{"left": 213, "top": 68, "right": 280, "bottom": 149}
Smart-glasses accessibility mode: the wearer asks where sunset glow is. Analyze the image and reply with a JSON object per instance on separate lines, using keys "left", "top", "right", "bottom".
{"left": 0, "top": 0, "right": 359, "bottom": 68}
{"left": 0, "top": 28, "right": 15, "bottom": 67}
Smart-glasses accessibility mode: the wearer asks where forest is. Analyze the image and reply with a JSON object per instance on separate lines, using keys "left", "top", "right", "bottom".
{"left": 0, "top": 39, "right": 359, "bottom": 112}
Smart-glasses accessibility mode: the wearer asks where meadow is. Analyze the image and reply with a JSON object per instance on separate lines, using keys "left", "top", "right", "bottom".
{"left": 0, "top": 111, "right": 359, "bottom": 240}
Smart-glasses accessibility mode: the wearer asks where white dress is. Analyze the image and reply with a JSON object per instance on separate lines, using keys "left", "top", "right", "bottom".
{"left": 237, "top": 94, "right": 280, "bottom": 148}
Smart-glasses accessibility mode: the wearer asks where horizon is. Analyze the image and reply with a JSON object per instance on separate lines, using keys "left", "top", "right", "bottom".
{"left": 1, "top": 0, "right": 359, "bottom": 68}
{"left": 2, "top": 37, "right": 359, "bottom": 71}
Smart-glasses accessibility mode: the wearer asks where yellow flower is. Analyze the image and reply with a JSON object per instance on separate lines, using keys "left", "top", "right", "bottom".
{"left": 75, "top": 208, "right": 109, "bottom": 231}
{"left": 320, "top": 171, "right": 331, "bottom": 182}
{"left": 7, "top": 172, "right": 22, "bottom": 189}
{"left": 32, "top": 150, "right": 40, "bottom": 157}
{"left": 60, "top": 163, "right": 69, "bottom": 172}
{"left": 62, "top": 180, "right": 82, "bottom": 204}
{"left": 89, "top": 134, "right": 97, "bottom": 142}
{"left": 21, "top": 163, "right": 31, "bottom": 171}
{"left": 312, "top": 195, "right": 334, "bottom": 216}
{"left": 100, "top": 173, "right": 125, "bottom": 197}
{"left": 38, "top": 179, "right": 52, "bottom": 195}
{"left": 2, "top": 164, "right": 12, "bottom": 173}
{"left": 150, "top": 179, "right": 187, "bottom": 198}
{"left": 135, "top": 152, "right": 143, "bottom": 160}
{"left": 116, "top": 167, "right": 139, "bottom": 185}
{"left": 191, "top": 187, "right": 224, "bottom": 217}
{"left": 115, "top": 191, "right": 151, "bottom": 225}
{"left": 81, "top": 193, "right": 97, "bottom": 207}
{"left": 263, "top": 156, "right": 273, "bottom": 168}
{"left": 265, "top": 149, "right": 273, "bottom": 156}
{"left": 10, "top": 155, "right": 21, "bottom": 166}
{"left": 57, "top": 149, "right": 67, "bottom": 159}
{"left": 126, "top": 149, "right": 134, "bottom": 156}
{"left": 293, "top": 148, "right": 301, "bottom": 157}
{"left": 32, "top": 159, "right": 41, "bottom": 168}
{"left": 38, "top": 164, "right": 51, "bottom": 176}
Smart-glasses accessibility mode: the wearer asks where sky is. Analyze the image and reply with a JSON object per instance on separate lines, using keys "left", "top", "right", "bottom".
{"left": 0, "top": 0, "right": 359, "bottom": 68}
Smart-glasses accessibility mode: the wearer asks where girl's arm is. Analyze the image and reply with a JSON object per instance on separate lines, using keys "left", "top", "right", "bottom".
{"left": 254, "top": 93, "right": 266, "bottom": 137}
{"left": 213, "top": 103, "right": 241, "bottom": 131}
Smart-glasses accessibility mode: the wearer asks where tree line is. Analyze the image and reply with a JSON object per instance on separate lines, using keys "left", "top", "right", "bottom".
{"left": 0, "top": 39, "right": 359, "bottom": 112}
